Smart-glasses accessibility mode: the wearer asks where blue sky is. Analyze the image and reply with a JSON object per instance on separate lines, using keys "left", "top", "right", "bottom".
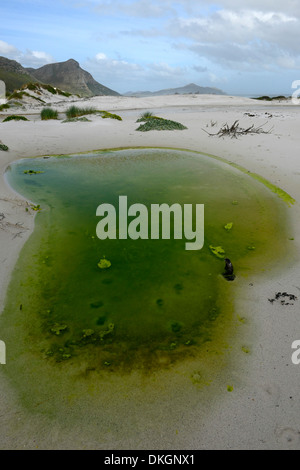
{"left": 1, "top": 0, "right": 300, "bottom": 95}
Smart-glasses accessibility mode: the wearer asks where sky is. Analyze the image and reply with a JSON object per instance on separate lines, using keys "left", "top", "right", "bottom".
{"left": 1, "top": 0, "right": 300, "bottom": 96}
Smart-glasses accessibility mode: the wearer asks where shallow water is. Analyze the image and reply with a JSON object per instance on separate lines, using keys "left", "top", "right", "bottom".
{"left": 0, "top": 148, "right": 291, "bottom": 413}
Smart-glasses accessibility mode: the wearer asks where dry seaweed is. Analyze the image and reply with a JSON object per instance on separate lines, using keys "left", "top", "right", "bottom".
{"left": 202, "top": 120, "right": 273, "bottom": 139}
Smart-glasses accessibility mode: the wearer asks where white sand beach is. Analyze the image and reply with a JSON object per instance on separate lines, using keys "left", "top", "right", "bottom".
{"left": 1, "top": 94, "right": 300, "bottom": 450}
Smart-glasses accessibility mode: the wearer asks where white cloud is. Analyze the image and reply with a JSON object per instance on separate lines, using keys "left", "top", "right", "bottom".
{"left": 85, "top": 53, "right": 188, "bottom": 92}
{"left": 85, "top": 53, "right": 143, "bottom": 91}
{"left": 0, "top": 40, "right": 54, "bottom": 67}
{"left": 148, "top": 62, "right": 186, "bottom": 78}
{"left": 165, "top": 7, "right": 300, "bottom": 72}
{"left": 95, "top": 52, "right": 107, "bottom": 60}
{"left": 67, "top": 1, "right": 300, "bottom": 79}
{"left": 78, "top": 0, "right": 300, "bottom": 19}
{"left": 169, "top": 9, "right": 298, "bottom": 44}
{"left": 0, "top": 40, "right": 19, "bottom": 57}
{"left": 21, "top": 50, "right": 54, "bottom": 67}
{"left": 93, "top": 53, "right": 142, "bottom": 71}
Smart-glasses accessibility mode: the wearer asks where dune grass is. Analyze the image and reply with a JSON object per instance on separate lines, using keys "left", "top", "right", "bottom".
{"left": 21, "top": 82, "right": 72, "bottom": 98}
{"left": 0, "top": 142, "right": 9, "bottom": 151}
{"left": 136, "top": 111, "right": 154, "bottom": 122}
{"left": 65, "top": 106, "right": 97, "bottom": 119}
{"left": 41, "top": 108, "right": 58, "bottom": 120}
{"left": 0, "top": 103, "right": 10, "bottom": 112}
{"left": 253, "top": 95, "right": 287, "bottom": 101}
{"left": 8, "top": 91, "right": 27, "bottom": 100}
{"left": 99, "top": 110, "right": 122, "bottom": 121}
{"left": 65, "top": 106, "right": 122, "bottom": 121}
{"left": 2, "top": 115, "right": 29, "bottom": 122}
{"left": 136, "top": 114, "right": 187, "bottom": 132}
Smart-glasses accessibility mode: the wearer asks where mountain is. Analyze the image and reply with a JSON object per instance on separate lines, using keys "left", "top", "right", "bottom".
{"left": 0, "top": 56, "right": 120, "bottom": 97}
{"left": 28, "top": 59, "right": 120, "bottom": 97}
{"left": 0, "top": 56, "right": 37, "bottom": 94}
{"left": 124, "top": 83, "right": 226, "bottom": 97}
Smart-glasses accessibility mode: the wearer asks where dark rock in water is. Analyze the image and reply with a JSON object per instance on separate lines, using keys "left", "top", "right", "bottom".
{"left": 223, "top": 258, "right": 236, "bottom": 281}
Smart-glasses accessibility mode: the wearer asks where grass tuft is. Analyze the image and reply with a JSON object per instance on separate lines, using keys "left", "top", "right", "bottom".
{"left": 2, "top": 115, "right": 29, "bottom": 122}
{"left": 0, "top": 103, "right": 10, "bottom": 112}
{"left": 136, "top": 111, "right": 154, "bottom": 122}
{"left": 66, "top": 106, "right": 97, "bottom": 119}
{"left": 65, "top": 107, "right": 122, "bottom": 121}
{"left": 8, "top": 91, "right": 26, "bottom": 100}
{"left": 0, "top": 143, "right": 9, "bottom": 151}
{"left": 41, "top": 108, "right": 58, "bottom": 120}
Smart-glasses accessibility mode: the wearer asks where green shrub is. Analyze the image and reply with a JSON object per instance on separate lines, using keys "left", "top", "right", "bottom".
{"left": 24, "top": 83, "right": 38, "bottom": 91}
{"left": 2, "top": 115, "right": 29, "bottom": 122}
{"left": 44, "top": 84, "right": 57, "bottom": 95}
{"left": 99, "top": 111, "right": 122, "bottom": 121}
{"left": 8, "top": 91, "right": 25, "bottom": 100}
{"left": 254, "top": 95, "right": 287, "bottom": 101}
{"left": 66, "top": 106, "right": 97, "bottom": 119}
{"left": 136, "top": 111, "right": 154, "bottom": 122}
{"left": 0, "top": 103, "right": 10, "bottom": 111}
{"left": 8, "top": 90, "right": 44, "bottom": 102}
{"left": 41, "top": 108, "right": 58, "bottom": 120}
{"left": 57, "top": 89, "right": 72, "bottom": 97}
{"left": 0, "top": 143, "right": 9, "bottom": 151}
{"left": 20, "top": 82, "right": 71, "bottom": 97}
{"left": 136, "top": 117, "right": 187, "bottom": 132}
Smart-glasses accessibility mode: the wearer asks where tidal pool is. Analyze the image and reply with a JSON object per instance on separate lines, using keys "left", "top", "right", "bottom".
{"left": 1, "top": 148, "right": 292, "bottom": 395}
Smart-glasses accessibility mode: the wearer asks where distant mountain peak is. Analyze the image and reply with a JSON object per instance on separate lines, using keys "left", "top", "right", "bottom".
{"left": 28, "top": 59, "right": 120, "bottom": 97}
{"left": 124, "top": 83, "right": 226, "bottom": 98}
{"left": 64, "top": 58, "right": 80, "bottom": 67}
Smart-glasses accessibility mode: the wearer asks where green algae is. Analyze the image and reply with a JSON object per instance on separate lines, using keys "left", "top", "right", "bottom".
{"left": 209, "top": 245, "right": 226, "bottom": 259}
{"left": 224, "top": 223, "right": 233, "bottom": 232}
{"left": 68, "top": 146, "right": 295, "bottom": 207}
{"left": 24, "top": 170, "right": 44, "bottom": 175}
{"left": 30, "top": 204, "right": 42, "bottom": 212}
{"left": 50, "top": 323, "right": 68, "bottom": 336}
{"left": 97, "top": 258, "right": 112, "bottom": 269}
{"left": 0, "top": 147, "right": 294, "bottom": 414}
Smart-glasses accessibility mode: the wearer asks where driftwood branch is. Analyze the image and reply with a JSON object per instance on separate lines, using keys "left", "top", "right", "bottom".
{"left": 202, "top": 120, "right": 273, "bottom": 139}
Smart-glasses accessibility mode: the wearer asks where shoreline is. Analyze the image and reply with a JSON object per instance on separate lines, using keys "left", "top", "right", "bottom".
{"left": 1, "top": 94, "right": 300, "bottom": 449}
